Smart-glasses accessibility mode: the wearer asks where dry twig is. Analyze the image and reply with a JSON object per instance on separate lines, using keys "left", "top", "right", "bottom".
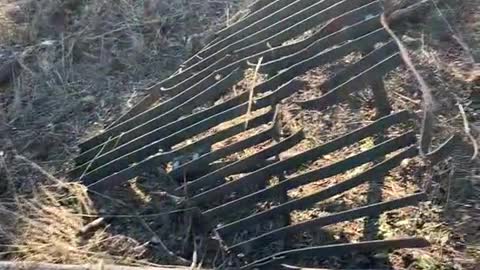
{"left": 381, "top": 14, "right": 436, "bottom": 156}
{"left": 457, "top": 102, "right": 479, "bottom": 160}
{"left": 245, "top": 57, "right": 263, "bottom": 129}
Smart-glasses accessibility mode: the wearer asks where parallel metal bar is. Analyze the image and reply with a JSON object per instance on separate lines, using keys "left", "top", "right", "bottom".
{"left": 168, "top": 126, "right": 275, "bottom": 181}
{"left": 84, "top": 107, "right": 274, "bottom": 189}
{"left": 240, "top": 238, "right": 431, "bottom": 269}
{"left": 110, "top": 55, "right": 235, "bottom": 129}
{"left": 182, "top": 0, "right": 376, "bottom": 82}
{"left": 77, "top": 68, "right": 242, "bottom": 161}
{"left": 160, "top": 55, "right": 236, "bottom": 95}
{"left": 189, "top": 0, "right": 343, "bottom": 70}
{"left": 259, "top": 17, "right": 385, "bottom": 75}
{"left": 79, "top": 105, "right": 274, "bottom": 183}
{"left": 177, "top": 129, "right": 305, "bottom": 196}
{"left": 232, "top": 0, "right": 379, "bottom": 64}
{"left": 183, "top": 110, "right": 410, "bottom": 193}
{"left": 197, "top": 0, "right": 333, "bottom": 62}
{"left": 321, "top": 41, "right": 399, "bottom": 92}
{"left": 185, "top": 0, "right": 293, "bottom": 68}
{"left": 205, "top": 145, "right": 418, "bottom": 222}
{"left": 75, "top": 79, "right": 302, "bottom": 173}
{"left": 214, "top": 0, "right": 294, "bottom": 41}
{"left": 103, "top": 1, "right": 382, "bottom": 130}
{"left": 79, "top": 66, "right": 241, "bottom": 151}
{"left": 78, "top": 91, "right": 250, "bottom": 163}
{"left": 73, "top": 103, "right": 272, "bottom": 179}
{"left": 207, "top": 131, "right": 416, "bottom": 230}
{"left": 190, "top": 128, "right": 416, "bottom": 206}
{"left": 256, "top": 30, "right": 390, "bottom": 95}
{"left": 229, "top": 193, "right": 426, "bottom": 254}
{"left": 298, "top": 51, "right": 403, "bottom": 110}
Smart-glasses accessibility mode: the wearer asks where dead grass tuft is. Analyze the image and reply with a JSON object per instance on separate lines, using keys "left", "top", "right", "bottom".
{"left": 1, "top": 181, "right": 146, "bottom": 264}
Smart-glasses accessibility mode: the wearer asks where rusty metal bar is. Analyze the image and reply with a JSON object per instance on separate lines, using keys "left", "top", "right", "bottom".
{"left": 100, "top": 1, "right": 382, "bottom": 133}
{"left": 229, "top": 193, "right": 426, "bottom": 254}
{"left": 84, "top": 110, "right": 273, "bottom": 189}
{"left": 181, "top": 0, "right": 377, "bottom": 82}
{"left": 190, "top": 130, "right": 416, "bottom": 206}
{"left": 240, "top": 238, "right": 430, "bottom": 269}
{"left": 256, "top": 27, "right": 390, "bottom": 93}
{"left": 205, "top": 145, "right": 418, "bottom": 223}
{"left": 79, "top": 66, "right": 241, "bottom": 151}
{"left": 77, "top": 90, "right": 251, "bottom": 164}
{"left": 196, "top": 0, "right": 338, "bottom": 63}
{"left": 75, "top": 79, "right": 303, "bottom": 173}
{"left": 175, "top": 109, "right": 409, "bottom": 199}
{"left": 177, "top": 129, "right": 305, "bottom": 196}
{"left": 241, "top": 1, "right": 383, "bottom": 66}
{"left": 299, "top": 52, "right": 402, "bottom": 110}
{"left": 214, "top": 0, "right": 295, "bottom": 41}
{"left": 207, "top": 131, "right": 416, "bottom": 231}
{"left": 320, "top": 40, "right": 399, "bottom": 93}
{"left": 78, "top": 106, "right": 274, "bottom": 183}
{"left": 183, "top": 109, "right": 410, "bottom": 196}
{"left": 168, "top": 125, "right": 275, "bottom": 181}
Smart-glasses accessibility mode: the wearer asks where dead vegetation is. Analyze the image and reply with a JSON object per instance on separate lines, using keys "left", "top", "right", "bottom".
{"left": 0, "top": 0, "right": 479, "bottom": 269}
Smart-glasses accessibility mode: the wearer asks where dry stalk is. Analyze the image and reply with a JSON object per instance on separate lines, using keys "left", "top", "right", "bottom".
{"left": 457, "top": 102, "right": 479, "bottom": 160}
{"left": 245, "top": 57, "right": 263, "bottom": 129}
{"left": 381, "top": 14, "right": 436, "bottom": 156}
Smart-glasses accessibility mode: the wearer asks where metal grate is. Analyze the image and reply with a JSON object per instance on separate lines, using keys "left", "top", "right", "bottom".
{"left": 71, "top": 0, "right": 448, "bottom": 268}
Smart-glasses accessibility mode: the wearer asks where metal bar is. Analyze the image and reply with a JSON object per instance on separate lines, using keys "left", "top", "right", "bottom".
{"left": 77, "top": 68, "right": 242, "bottom": 161}
{"left": 84, "top": 107, "right": 275, "bottom": 189}
{"left": 253, "top": 0, "right": 383, "bottom": 65}
{"left": 73, "top": 102, "right": 273, "bottom": 179}
{"left": 184, "top": 110, "right": 410, "bottom": 197}
{"left": 168, "top": 126, "right": 275, "bottom": 181}
{"left": 105, "top": 1, "right": 382, "bottom": 129}
{"left": 79, "top": 65, "right": 240, "bottom": 151}
{"left": 259, "top": 16, "right": 385, "bottom": 75}
{"left": 185, "top": 0, "right": 294, "bottom": 67}
{"left": 76, "top": 90, "right": 249, "bottom": 162}
{"left": 320, "top": 41, "right": 399, "bottom": 93}
{"left": 256, "top": 27, "right": 390, "bottom": 92}
{"left": 181, "top": 0, "right": 376, "bottom": 81}
{"left": 79, "top": 105, "right": 274, "bottom": 183}
{"left": 177, "top": 129, "right": 305, "bottom": 196}
{"left": 221, "top": 148, "right": 420, "bottom": 253}
{"left": 208, "top": 131, "right": 416, "bottom": 231}
{"left": 240, "top": 238, "right": 430, "bottom": 269}
{"left": 105, "top": 2, "right": 381, "bottom": 135}
{"left": 190, "top": 128, "right": 415, "bottom": 206}
{"left": 232, "top": 0, "right": 379, "bottom": 64}
{"left": 156, "top": 54, "right": 235, "bottom": 94}
{"left": 205, "top": 145, "right": 418, "bottom": 223}
{"left": 360, "top": 43, "right": 392, "bottom": 117}
{"left": 215, "top": 0, "right": 295, "bottom": 41}
{"left": 197, "top": 0, "right": 333, "bottom": 62}
{"left": 75, "top": 78, "right": 302, "bottom": 172}
{"left": 108, "top": 55, "right": 234, "bottom": 128}
{"left": 298, "top": 52, "right": 402, "bottom": 110}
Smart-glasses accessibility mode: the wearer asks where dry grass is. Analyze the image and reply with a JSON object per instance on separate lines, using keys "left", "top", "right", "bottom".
{"left": 1, "top": 181, "right": 149, "bottom": 265}
{"left": 0, "top": 0, "right": 247, "bottom": 266}
{"left": 0, "top": 0, "right": 479, "bottom": 269}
